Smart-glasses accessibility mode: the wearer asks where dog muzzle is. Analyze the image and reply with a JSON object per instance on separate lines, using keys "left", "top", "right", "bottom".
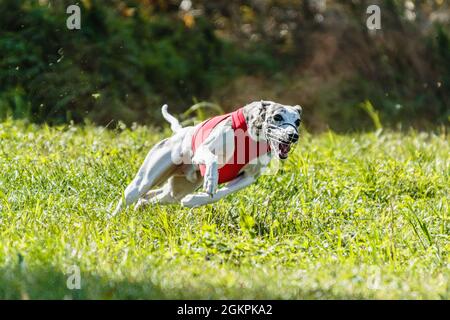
{"left": 264, "top": 124, "right": 299, "bottom": 160}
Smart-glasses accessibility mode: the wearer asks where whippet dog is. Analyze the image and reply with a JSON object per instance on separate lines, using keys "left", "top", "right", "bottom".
{"left": 112, "top": 100, "right": 302, "bottom": 214}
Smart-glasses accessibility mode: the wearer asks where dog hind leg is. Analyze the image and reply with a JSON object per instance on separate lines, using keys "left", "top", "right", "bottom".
{"left": 143, "top": 175, "right": 201, "bottom": 206}
{"left": 133, "top": 188, "right": 165, "bottom": 210}
{"left": 121, "top": 140, "right": 178, "bottom": 207}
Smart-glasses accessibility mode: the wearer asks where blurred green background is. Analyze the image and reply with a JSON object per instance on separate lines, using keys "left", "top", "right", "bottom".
{"left": 0, "top": 0, "right": 449, "bottom": 131}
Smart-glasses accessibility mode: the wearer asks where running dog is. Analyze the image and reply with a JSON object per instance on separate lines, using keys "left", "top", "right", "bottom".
{"left": 112, "top": 100, "right": 302, "bottom": 214}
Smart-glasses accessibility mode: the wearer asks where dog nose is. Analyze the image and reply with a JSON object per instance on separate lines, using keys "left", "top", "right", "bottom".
{"left": 288, "top": 132, "right": 299, "bottom": 143}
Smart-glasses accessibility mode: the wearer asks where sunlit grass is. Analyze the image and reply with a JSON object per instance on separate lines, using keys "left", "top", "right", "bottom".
{"left": 0, "top": 119, "right": 448, "bottom": 299}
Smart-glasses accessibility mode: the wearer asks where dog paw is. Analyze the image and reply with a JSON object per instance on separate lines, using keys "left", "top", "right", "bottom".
{"left": 204, "top": 177, "right": 218, "bottom": 197}
{"left": 133, "top": 198, "right": 148, "bottom": 211}
{"left": 181, "top": 195, "right": 201, "bottom": 208}
{"left": 204, "top": 163, "right": 218, "bottom": 197}
{"left": 181, "top": 194, "right": 213, "bottom": 208}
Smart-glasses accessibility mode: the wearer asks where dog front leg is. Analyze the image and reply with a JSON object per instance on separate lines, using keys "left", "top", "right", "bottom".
{"left": 191, "top": 122, "right": 235, "bottom": 197}
{"left": 180, "top": 175, "right": 256, "bottom": 208}
{"left": 192, "top": 146, "right": 219, "bottom": 197}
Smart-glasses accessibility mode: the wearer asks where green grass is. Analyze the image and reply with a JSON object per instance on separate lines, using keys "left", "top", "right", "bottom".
{"left": 0, "top": 119, "right": 449, "bottom": 299}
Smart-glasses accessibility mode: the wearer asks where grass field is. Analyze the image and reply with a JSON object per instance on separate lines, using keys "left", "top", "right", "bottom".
{"left": 0, "top": 119, "right": 448, "bottom": 299}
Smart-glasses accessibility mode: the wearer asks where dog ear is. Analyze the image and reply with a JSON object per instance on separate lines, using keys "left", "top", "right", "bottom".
{"left": 258, "top": 100, "right": 270, "bottom": 123}
{"left": 260, "top": 100, "right": 271, "bottom": 108}
{"left": 293, "top": 105, "right": 303, "bottom": 117}
{"left": 246, "top": 101, "right": 269, "bottom": 137}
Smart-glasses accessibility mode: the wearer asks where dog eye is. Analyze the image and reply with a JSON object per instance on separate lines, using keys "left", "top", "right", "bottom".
{"left": 273, "top": 114, "right": 283, "bottom": 121}
{"left": 295, "top": 119, "right": 301, "bottom": 126}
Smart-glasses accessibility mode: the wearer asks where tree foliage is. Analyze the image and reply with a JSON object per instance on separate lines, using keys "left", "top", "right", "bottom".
{"left": 0, "top": 0, "right": 448, "bottom": 130}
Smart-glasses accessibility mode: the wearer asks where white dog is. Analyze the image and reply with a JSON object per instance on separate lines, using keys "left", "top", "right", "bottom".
{"left": 112, "top": 100, "right": 302, "bottom": 214}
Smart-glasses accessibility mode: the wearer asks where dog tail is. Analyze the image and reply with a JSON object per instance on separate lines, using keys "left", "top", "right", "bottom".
{"left": 161, "top": 104, "right": 182, "bottom": 133}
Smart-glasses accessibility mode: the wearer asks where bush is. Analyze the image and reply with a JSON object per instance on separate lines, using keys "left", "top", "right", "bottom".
{"left": 0, "top": 0, "right": 448, "bottom": 130}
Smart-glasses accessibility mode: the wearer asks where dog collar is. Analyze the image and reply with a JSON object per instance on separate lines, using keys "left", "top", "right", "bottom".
{"left": 231, "top": 108, "right": 247, "bottom": 132}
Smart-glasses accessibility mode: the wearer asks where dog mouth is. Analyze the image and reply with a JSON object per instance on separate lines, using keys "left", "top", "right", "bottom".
{"left": 265, "top": 127, "right": 298, "bottom": 160}
{"left": 267, "top": 139, "right": 292, "bottom": 160}
{"left": 277, "top": 142, "right": 291, "bottom": 159}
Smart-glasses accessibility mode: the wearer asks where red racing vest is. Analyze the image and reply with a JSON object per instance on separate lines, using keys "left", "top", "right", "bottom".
{"left": 192, "top": 108, "right": 270, "bottom": 184}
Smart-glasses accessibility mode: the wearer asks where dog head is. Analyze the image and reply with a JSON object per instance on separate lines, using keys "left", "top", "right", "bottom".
{"left": 245, "top": 100, "right": 302, "bottom": 160}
